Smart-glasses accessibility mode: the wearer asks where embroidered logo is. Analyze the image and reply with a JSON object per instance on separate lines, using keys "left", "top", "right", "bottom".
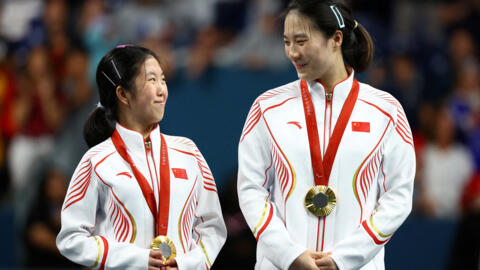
{"left": 352, "top": 122, "right": 370, "bottom": 132}
{"left": 116, "top": 172, "right": 133, "bottom": 178}
{"left": 172, "top": 168, "right": 188, "bottom": 180}
{"left": 287, "top": 121, "right": 302, "bottom": 129}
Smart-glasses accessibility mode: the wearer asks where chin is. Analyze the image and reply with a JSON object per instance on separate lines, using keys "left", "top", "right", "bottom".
{"left": 297, "top": 73, "right": 313, "bottom": 81}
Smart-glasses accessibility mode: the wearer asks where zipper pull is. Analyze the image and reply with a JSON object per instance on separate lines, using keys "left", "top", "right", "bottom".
{"left": 326, "top": 92, "right": 332, "bottom": 101}
{"left": 145, "top": 141, "right": 151, "bottom": 149}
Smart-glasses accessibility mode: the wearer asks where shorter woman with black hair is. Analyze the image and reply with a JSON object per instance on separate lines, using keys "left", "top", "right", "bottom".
{"left": 238, "top": 0, "right": 415, "bottom": 269}
{"left": 57, "top": 45, "right": 226, "bottom": 270}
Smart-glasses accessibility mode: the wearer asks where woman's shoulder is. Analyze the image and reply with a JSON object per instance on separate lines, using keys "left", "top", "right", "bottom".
{"left": 81, "top": 139, "right": 116, "bottom": 164}
{"left": 163, "top": 134, "right": 198, "bottom": 154}
{"left": 358, "top": 82, "right": 403, "bottom": 113}
{"left": 254, "top": 80, "right": 300, "bottom": 105}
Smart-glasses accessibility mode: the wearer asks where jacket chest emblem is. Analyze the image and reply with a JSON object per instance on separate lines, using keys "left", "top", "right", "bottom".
{"left": 172, "top": 168, "right": 188, "bottom": 180}
{"left": 352, "top": 122, "right": 370, "bottom": 133}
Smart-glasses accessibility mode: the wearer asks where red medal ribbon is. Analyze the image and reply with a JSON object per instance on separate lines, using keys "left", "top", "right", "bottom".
{"left": 300, "top": 78, "right": 359, "bottom": 186}
{"left": 111, "top": 129, "right": 170, "bottom": 236}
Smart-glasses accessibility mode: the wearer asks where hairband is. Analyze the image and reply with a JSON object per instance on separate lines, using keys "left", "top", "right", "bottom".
{"left": 330, "top": 5, "right": 345, "bottom": 29}
{"left": 116, "top": 44, "right": 133, "bottom": 48}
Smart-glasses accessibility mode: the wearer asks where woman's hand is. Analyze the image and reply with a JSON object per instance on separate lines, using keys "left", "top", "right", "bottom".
{"left": 289, "top": 250, "right": 321, "bottom": 270}
{"left": 315, "top": 252, "right": 338, "bottom": 270}
{"left": 148, "top": 250, "right": 164, "bottom": 270}
{"left": 163, "top": 258, "right": 178, "bottom": 270}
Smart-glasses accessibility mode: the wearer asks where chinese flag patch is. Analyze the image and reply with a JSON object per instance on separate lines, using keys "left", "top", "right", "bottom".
{"left": 172, "top": 168, "right": 188, "bottom": 180}
{"left": 352, "top": 122, "right": 370, "bottom": 132}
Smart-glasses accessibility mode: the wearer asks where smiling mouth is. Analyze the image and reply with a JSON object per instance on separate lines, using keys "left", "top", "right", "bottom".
{"left": 295, "top": 63, "right": 307, "bottom": 69}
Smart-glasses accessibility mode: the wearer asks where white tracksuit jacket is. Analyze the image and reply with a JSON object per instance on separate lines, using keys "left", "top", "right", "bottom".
{"left": 238, "top": 71, "right": 415, "bottom": 270}
{"left": 57, "top": 123, "right": 226, "bottom": 270}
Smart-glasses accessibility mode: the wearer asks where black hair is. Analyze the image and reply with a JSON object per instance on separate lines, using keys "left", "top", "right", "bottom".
{"left": 83, "top": 45, "right": 161, "bottom": 148}
{"left": 286, "top": 0, "right": 374, "bottom": 73}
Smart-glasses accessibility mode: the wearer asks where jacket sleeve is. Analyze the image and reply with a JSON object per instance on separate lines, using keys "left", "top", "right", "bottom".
{"left": 330, "top": 107, "right": 416, "bottom": 270}
{"left": 56, "top": 153, "right": 150, "bottom": 270}
{"left": 237, "top": 101, "right": 307, "bottom": 270}
{"left": 175, "top": 144, "right": 227, "bottom": 270}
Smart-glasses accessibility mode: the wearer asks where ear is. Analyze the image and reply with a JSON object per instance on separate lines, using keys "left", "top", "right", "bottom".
{"left": 331, "top": 30, "right": 343, "bottom": 48}
{"left": 116, "top": 86, "right": 130, "bottom": 106}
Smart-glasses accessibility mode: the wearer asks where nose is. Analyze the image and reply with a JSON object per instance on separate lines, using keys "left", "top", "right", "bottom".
{"left": 287, "top": 45, "right": 300, "bottom": 60}
{"left": 157, "top": 80, "right": 167, "bottom": 97}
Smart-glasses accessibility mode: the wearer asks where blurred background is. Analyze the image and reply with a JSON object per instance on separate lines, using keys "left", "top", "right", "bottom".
{"left": 0, "top": 0, "right": 479, "bottom": 269}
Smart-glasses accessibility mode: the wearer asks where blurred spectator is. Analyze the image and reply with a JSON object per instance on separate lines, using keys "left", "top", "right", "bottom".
{"left": 186, "top": 0, "right": 248, "bottom": 78}
{"left": 438, "top": 0, "right": 480, "bottom": 44}
{"left": 0, "top": 42, "right": 17, "bottom": 201}
{"left": 448, "top": 59, "right": 480, "bottom": 141}
{"left": 79, "top": 0, "right": 118, "bottom": 81}
{"left": 7, "top": 46, "right": 66, "bottom": 195}
{"left": 448, "top": 173, "right": 480, "bottom": 269}
{"left": 44, "top": 0, "right": 72, "bottom": 84}
{"left": 214, "top": 172, "right": 256, "bottom": 269}
{"left": 448, "top": 28, "right": 478, "bottom": 73}
{"left": 52, "top": 47, "right": 93, "bottom": 175}
{"left": 385, "top": 53, "right": 425, "bottom": 129}
{"left": 23, "top": 168, "right": 78, "bottom": 268}
{"left": 416, "top": 106, "right": 474, "bottom": 219}
{"left": 214, "top": 0, "right": 289, "bottom": 70}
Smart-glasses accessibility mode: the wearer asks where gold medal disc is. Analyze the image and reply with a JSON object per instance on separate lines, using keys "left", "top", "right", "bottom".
{"left": 304, "top": 185, "right": 336, "bottom": 216}
{"left": 150, "top": 236, "right": 176, "bottom": 263}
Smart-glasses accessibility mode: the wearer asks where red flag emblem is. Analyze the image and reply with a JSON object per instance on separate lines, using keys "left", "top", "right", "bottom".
{"left": 172, "top": 168, "right": 188, "bottom": 180}
{"left": 352, "top": 122, "right": 370, "bottom": 132}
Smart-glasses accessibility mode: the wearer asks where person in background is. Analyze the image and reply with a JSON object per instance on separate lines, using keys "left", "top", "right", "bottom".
{"left": 24, "top": 168, "right": 78, "bottom": 268}
{"left": 8, "top": 45, "right": 66, "bottom": 195}
{"left": 416, "top": 105, "right": 474, "bottom": 219}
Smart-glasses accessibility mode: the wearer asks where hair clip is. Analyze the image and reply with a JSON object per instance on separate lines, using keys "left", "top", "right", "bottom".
{"left": 96, "top": 102, "right": 104, "bottom": 109}
{"left": 330, "top": 5, "right": 345, "bottom": 29}
{"left": 102, "top": 71, "right": 116, "bottom": 87}
{"left": 111, "top": 59, "right": 122, "bottom": 80}
{"left": 353, "top": 20, "right": 358, "bottom": 29}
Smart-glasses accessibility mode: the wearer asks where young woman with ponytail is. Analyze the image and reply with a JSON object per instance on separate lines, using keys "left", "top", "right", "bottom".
{"left": 57, "top": 46, "right": 226, "bottom": 270}
{"left": 237, "top": 1, "right": 415, "bottom": 269}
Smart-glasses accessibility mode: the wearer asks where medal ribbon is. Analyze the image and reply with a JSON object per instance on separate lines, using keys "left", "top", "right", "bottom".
{"left": 300, "top": 78, "right": 359, "bottom": 186}
{"left": 111, "top": 129, "right": 170, "bottom": 236}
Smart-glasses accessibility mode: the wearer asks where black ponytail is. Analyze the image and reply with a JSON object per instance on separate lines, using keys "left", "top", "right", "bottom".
{"left": 83, "top": 107, "right": 116, "bottom": 148}
{"left": 286, "top": 0, "right": 374, "bottom": 73}
{"left": 342, "top": 21, "right": 374, "bottom": 73}
{"left": 83, "top": 45, "right": 161, "bottom": 148}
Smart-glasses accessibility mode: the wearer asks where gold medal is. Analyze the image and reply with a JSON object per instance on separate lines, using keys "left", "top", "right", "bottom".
{"left": 150, "top": 236, "right": 176, "bottom": 264}
{"left": 304, "top": 185, "right": 336, "bottom": 216}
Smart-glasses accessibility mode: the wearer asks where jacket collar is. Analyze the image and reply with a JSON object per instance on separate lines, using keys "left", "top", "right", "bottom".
{"left": 115, "top": 122, "right": 161, "bottom": 154}
{"left": 306, "top": 68, "right": 355, "bottom": 104}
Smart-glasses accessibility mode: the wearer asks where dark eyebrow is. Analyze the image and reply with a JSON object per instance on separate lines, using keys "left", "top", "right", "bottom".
{"left": 146, "top": 71, "right": 159, "bottom": 77}
{"left": 283, "top": 33, "right": 309, "bottom": 39}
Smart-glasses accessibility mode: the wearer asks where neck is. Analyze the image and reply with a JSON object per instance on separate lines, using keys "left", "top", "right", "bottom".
{"left": 317, "top": 64, "right": 349, "bottom": 94}
{"left": 118, "top": 111, "right": 155, "bottom": 140}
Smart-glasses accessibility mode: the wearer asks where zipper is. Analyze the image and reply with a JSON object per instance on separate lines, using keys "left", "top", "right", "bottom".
{"left": 144, "top": 138, "right": 157, "bottom": 196}
{"left": 324, "top": 91, "right": 333, "bottom": 151}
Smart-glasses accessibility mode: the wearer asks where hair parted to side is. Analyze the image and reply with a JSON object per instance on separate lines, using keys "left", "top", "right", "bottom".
{"left": 84, "top": 45, "right": 161, "bottom": 148}
{"left": 286, "top": 0, "right": 374, "bottom": 73}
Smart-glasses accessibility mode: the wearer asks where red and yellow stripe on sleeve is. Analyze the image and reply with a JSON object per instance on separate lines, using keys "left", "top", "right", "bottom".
{"left": 362, "top": 216, "right": 393, "bottom": 245}
{"left": 91, "top": 236, "right": 109, "bottom": 270}
{"left": 253, "top": 201, "right": 274, "bottom": 241}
